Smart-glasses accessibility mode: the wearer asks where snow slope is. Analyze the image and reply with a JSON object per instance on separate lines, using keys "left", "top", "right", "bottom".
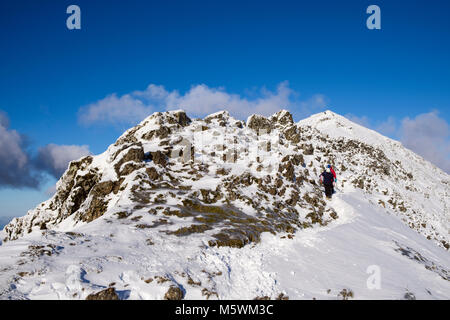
{"left": 299, "top": 111, "right": 449, "bottom": 249}
{"left": 267, "top": 190, "right": 449, "bottom": 299}
{"left": 0, "top": 188, "right": 448, "bottom": 300}
{"left": 0, "top": 109, "right": 448, "bottom": 300}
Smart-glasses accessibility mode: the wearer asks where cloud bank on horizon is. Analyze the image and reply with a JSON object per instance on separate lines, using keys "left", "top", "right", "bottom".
{"left": 78, "top": 81, "right": 328, "bottom": 125}
{"left": 0, "top": 111, "right": 91, "bottom": 189}
{"left": 0, "top": 111, "right": 40, "bottom": 188}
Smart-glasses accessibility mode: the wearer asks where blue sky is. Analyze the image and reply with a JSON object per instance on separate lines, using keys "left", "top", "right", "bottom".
{"left": 0, "top": 0, "right": 449, "bottom": 220}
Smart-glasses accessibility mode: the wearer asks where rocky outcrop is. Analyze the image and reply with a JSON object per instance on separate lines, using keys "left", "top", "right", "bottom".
{"left": 149, "top": 151, "right": 167, "bottom": 167}
{"left": 86, "top": 287, "right": 119, "bottom": 300}
{"left": 205, "top": 110, "right": 230, "bottom": 126}
{"left": 271, "top": 109, "right": 294, "bottom": 126}
{"left": 164, "top": 286, "right": 184, "bottom": 300}
{"left": 4, "top": 155, "right": 103, "bottom": 240}
{"left": 246, "top": 114, "right": 272, "bottom": 134}
{"left": 4, "top": 109, "right": 449, "bottom": 252}
{"left": 113, "top": 143, "right": 145, "bottom": 176}
{"left": 171, "top": 110, "right": 192, "bottom": 127}
{"left": 76, "top": 180, "right": 119, "bottom": 222}
{"left": 142, "top": 126, "right": 171, "bottom": 140}
{"left": 283, "top": 126, "right": 301, "bottom": 144}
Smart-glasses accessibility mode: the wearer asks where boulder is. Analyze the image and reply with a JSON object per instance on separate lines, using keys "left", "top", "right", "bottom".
{"left": 246, "top": 114, "right": 272, "bottom": 134}
{"left": 173, "top": 111, "right": 191, "bottom": 127}
{"left": 271, "top": 110, "right": 294, "bottom": 126}
{"left": 164, "top": 286, "right": 184, "bottom": 300}
{"left": 86, "top": 287, "right": 119, "bottom": 300}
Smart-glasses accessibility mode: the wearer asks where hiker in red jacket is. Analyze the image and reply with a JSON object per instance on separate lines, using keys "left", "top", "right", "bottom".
{"left": 327, "top": 164, "right": 337, "bottom": 183}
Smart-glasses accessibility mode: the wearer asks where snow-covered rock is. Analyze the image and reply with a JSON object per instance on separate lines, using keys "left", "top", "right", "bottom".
{"left": 0, "top": 109, "right": 448, "bottom": 300}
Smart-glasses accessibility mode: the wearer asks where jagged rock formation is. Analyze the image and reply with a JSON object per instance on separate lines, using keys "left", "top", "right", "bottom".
{"left": 4, "top": 109, "right": 340, "bottom": 248}
{"left": 4, "top": 109, "right": 448, "bottom": 250}
{"left": 1, "top": 109, "right": 449, "bottom": 300}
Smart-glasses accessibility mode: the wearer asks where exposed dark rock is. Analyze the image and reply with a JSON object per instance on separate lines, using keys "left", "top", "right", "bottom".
{"left": 279, "top": 161, "right": 295, "bottom": 181}
{"left": 67, "top": 171, "right": 100, "bottom": 217}
{"left": 164, "top": 286, "right": 184, "bottom": 300}
{"left": 234, "top": 121, "right": 244, "bottom": 128}
{"left": 114, "top": 144, "right": 145, "bottom": 176}
{"left": 142, "top": 126, "right": 171, "bottom": 140}
{"left": 146, "top": 167, "right": 160, "bottom": 180}
{"left": 204, "top": 111, "right": 229, "bottom": 124}
{"left": 276, "top": 293, "right": 289, "bottom": 300}
{"left": 216, "top": 168, "right": 230, "bottom": 175}
{"left": 73, "top": 179, "right": 125, "bottom": 223}
{"left": 119, "top": 162, "right": 144, "bottom": 176}
{"left": 173, "top": 111, "right": 192, "bottom": 127}
{"left": 247, "top": 114, "right": 272, "bottom": 134}
{"left": 86, "top": 287, "right": 119, "bottom": 300}
{"left": 404, "top": 291, "right": 416, "bottom": 300}
{"left": 79, "top": 197, "right": 109, "bottom": 223}
{"left": 338, "top": 289, "right": 354, "bottom": 300}
{"left": 150, "top": 151, "right": 167, "bottom": 166}
{"left": 166, "top": 224, "right": 212, "bottom": 236}
{"left": 115, "top": 211, "right": 131, "bottom": 219}
{"left": 201, "top": 288, "right": 219, "bottom": 299}
{"left": 303, "top": 144, "right": 314, "bottom": 155}
{"left": 271, "top": 110, "right": 294, "bottom": 126}
{"left": 283, "top": 126, "right": 301, "bottom": 144}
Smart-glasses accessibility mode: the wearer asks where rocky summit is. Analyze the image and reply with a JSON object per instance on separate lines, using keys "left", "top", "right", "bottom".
{"left": 0, "top": 109, "right": 449, "bottom": 300}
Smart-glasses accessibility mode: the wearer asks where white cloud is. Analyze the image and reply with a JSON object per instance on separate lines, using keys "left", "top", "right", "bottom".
{"left": 166, "top": 81, "right": 301, "bottom": 119}
{"left": 400, "top": 111, "right": 450, "bottom": 173}
{"left": 35, "top": 144, "right": 92, "bottom": 178}
{"left": 78, "top": 93, "right": 152, "bottom": 126}
{"left": 78, "top": 82, "right": 328, "bottom": 125}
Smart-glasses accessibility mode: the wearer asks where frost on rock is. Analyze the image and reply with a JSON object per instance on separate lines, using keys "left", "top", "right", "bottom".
{"left": 3, "top": 109, "right": 449, "bottom": 249}
{"left": 5, "top": 110, "right": 343, "bottom": 247}
{"left": 1, "top": 109, "right": 449, "bottom": 300}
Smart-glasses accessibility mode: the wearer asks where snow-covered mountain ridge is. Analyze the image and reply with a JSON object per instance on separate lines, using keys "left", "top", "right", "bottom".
{"left": 298, "top": 111, "right": 449, "bottom": 249}
{"left": 0, "top": 109, "right": 448, "bottom": 300}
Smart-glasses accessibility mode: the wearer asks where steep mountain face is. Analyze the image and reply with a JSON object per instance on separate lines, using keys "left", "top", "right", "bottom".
{"left": 0, "top": 110, "right": 448, "bottom": 300}
{"left": 3, "top": 110, "right": 339, "bottom": 247}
